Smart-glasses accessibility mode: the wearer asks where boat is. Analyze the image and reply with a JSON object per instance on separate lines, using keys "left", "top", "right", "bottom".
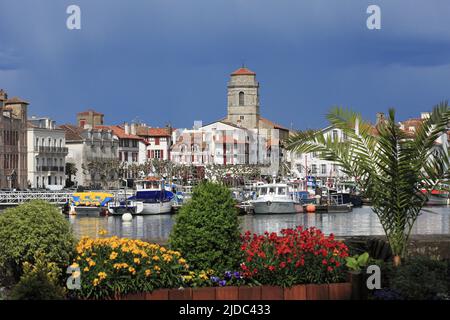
{"left": 107, "top": 200, "right": 144, "bottom": 215}
{"left": 250, "top": 183, "right": 301, "bottom": 214}
{"left": 128, "top": 177, "right": 174, "bottom": 214}
{"left": 422, "top": 189, "right": 449, "bottom": 206}
{"left": 68, "top": 192, "right": 114, "bottom": 215}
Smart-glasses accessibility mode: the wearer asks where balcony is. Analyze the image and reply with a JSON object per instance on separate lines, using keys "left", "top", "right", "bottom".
{"left": 37, "top": 166, "right": 65, "bottom": 172}
{"left": 35, "top": 146, "right": 69, "bottom": 155}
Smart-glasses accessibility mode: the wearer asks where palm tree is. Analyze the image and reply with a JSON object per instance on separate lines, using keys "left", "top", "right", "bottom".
{"left": 286, "top": 102, "right": 450, "bottom": 266}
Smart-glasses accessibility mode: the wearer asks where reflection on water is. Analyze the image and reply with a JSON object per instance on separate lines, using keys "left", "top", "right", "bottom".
{"left": 68, "top": 206, "right": 450, "bottom": 242}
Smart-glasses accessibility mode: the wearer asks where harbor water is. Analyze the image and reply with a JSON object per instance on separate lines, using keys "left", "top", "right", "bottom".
{"left": 68, "top": 206, "right": 450, "bottom": 243}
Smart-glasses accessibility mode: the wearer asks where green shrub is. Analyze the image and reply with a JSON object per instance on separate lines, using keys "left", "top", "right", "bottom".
{"left": 169, "top": 182, "right": 241, "bottom": 273}
{"left": 0, "top": 200, "right": 76, "bottom": 284}
{"left": 389, "top": 256, "right": 448, "bottom": 300}
{"left": 9, "top": 251, "right": 66, "bottom": 300}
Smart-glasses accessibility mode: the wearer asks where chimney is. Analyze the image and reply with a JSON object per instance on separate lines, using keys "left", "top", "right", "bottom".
{"left": 376, "top": 112, "right": 385, "bottom": 125}
{"left": 124, "top": 122, "right": 130, "bottom": 135}
{"left": 131, "top": 123, "right": 137, "bottom": 135}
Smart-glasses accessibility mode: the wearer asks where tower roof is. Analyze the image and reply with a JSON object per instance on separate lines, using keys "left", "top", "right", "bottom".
{"left": 231, "top": 67, "right": 256, "bottom": 76}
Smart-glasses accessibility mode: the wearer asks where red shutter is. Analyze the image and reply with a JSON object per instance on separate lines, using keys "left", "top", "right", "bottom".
{"left": 151, "top": 150, "right": 155, "bottom": 158}
{"left": 160, "top": 150, "right": 164, "bottom": 159}
{"left": 155, "top": 138, "right": 160, "bottom": 145}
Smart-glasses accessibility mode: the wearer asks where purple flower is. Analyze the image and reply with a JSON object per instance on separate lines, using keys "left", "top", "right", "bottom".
{"left": 210, "top": 276, "right": 219, "bottom": 283}
{"left": 219, "top": 280, "right": 227, "bottom": 287}
{"left": 224, "top": 271, "right": 232, "bottom": 280}
{"left": 233, "top": 271, "right": 241, "bottom": 279}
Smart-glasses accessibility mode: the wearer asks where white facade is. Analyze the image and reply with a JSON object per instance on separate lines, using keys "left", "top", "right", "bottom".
{"left": 27, "top": 117, "right": 67, "bottom": 190}
{"left": 289, "top": 126, "right": 347, "bottom": 183}
{"left": 62, "top": 126, "right": 119, "bottom": 188}
{"left": 171, "top": 121, "right": 276, "bottom": 170}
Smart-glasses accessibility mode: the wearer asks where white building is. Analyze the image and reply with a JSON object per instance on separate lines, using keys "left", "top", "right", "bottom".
{"left": 135, "top": 125, "right": 172, "bottom": 161}
{"left": 288, "top": 126, "right": 348, "bottom": 186}
{"left": 27, "top": 116, "right": 68, "bottom": 190}
{"left": 59, "top": 124, "right": 119, "bottom": 188}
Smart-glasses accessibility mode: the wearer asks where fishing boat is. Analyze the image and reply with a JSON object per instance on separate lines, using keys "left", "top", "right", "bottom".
{"left": 250, "top": 183, "right": 301, "bottom": 214}
{"left": 128, "top": 177, "right": 174, "bottom": 214}
{"left": 68, "top": 192, "right": 114, "bottom": 215}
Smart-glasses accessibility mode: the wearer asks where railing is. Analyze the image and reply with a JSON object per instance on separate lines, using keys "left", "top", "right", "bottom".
{"left": 34, "top": 146, "right": 69, "bottom": 154}
{"left": 37, "top": 166, "right": 65, "bottom": 172}
{"left": 0, "top": 190, "right": 129, "bottom": 206}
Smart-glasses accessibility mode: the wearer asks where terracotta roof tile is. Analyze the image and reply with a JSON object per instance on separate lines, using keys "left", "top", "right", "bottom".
{"left": 231, "top": 67, "right": 256, "bottom": 76}
{"left": 94, "top": 125, "right": 142, "bottom": 140}
{"left": 5, "top": 96, "right": 29, "bottom": 105}
{"left": 136, "top": 126, "right": 172, "bottom": 137}
{"left": 58, "top": 124, "right": 84, "bottom": 141}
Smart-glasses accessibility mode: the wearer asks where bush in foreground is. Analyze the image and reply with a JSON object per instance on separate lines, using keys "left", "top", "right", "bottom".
{"left": 388, "top": 255, "right": 448, "bottom": 300}
{"left": 9, "top": 251, "right": 66, "bottom": 300}
{"left": 0, "top": 200, "right": 76, "bottom": 285}
{"left": 169, "top": 182, "right": 241, "bottom": 272}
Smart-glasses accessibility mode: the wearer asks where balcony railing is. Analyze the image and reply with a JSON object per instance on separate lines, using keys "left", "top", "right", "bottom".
{"left": 37, "top": 166, "right": 65, "bottom": 172}
{"left": 35, "top": 146, "right": 69, "bottom": 154}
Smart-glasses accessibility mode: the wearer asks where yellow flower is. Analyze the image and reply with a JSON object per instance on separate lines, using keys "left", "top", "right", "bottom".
{"left": 98, "top": 272, "right": 107, "bottom": 280}
{"left": 134, "top": 258, "right": 141, "bottom": 265}
{"left": 182, "top": 275, "right": 193, "bottom": 281}
{"left": 93, "top": 278, "right": 99, "bottom": 286}
{"left": 159, "top": 247, "right": 167, "bottom": 253}
{"left": 88, "top": 260, "right": 96, "bottom": 267}
{"left": 153, "top": 265, "right": 161, "bottom": 271}
{"left": 152, "top": 255, "right": 160, "bottom": 261}
{"left": 70, "top": 263, "right": 79, "bottom": 269}
{"left": 83, "top": 267, "right": 90, "bottom": 272}
{"left": 109, "top": 251, "right": 118, "bottom": 260}
{"left": 128, "top": 267, "right": 136, "bottom": 275}
{"left": 145, "top": 269, "right": 152, "bottom": 277}
{"left": 178, "top": 258, "right": 186, "bottom": 265}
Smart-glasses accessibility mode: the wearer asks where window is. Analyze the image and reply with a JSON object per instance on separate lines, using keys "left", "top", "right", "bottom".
{"left": 321, "top": 164, "right": 327, "bottom": 174}
{"left": 132, "top": 140, "right": 138, "bottom": 148}
{"left": 240, "top": 116, "right": 244, "bottom": 120}
{"left": 332, "top": 130, "right": 338, "bottom": 141}
{"left": 239, "top": 92, "right": 245, "bottom": 106}
{"left": 154, "top": 150, "right": 161, "bottom": 159}
{"left": 311, "top": 164, "right": 317, "bottom": 174}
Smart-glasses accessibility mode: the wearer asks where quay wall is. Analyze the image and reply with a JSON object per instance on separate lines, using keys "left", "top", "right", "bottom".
{"left": 340, "top": 234, "right": 450, "bottom": 261}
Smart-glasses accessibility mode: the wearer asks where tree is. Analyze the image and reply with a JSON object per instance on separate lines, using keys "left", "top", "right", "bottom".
{"left": 65, "top": 162, "right": 78, "bottom": 188}
{"left": 286, "top": 103, "right": 450, "bottom": 266}
{"left": 169, "top": 182, "right": 241, "bottom": 272}
{"left": 82, "top": 159, "right": 122, "bottom": 189}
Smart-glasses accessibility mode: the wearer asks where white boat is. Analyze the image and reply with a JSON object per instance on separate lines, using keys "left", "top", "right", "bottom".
{"left": 107, "top": 200, "right": 145, "bottom": 215}
{"left": 129, "top": 178, "right": 174, "bottom": 215}
{"left": 250, "top": 183, "right": 301, "bottom": 214}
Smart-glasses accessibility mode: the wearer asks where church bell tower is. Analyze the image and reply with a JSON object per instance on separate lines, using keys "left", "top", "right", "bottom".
{"left": 226, "top": 66, "right": 260, "bottom": 129}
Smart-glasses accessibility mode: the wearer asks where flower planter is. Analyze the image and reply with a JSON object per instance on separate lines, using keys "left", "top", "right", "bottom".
{"left": 109, "top": 282, "right": 352, "bottom": 301}
{"left": 118, "top": 292, "right": 146, "bottom": 300}
{"left": 261, "top": 286, "right": 284, "bottom": 300}
{"left": 146, "top": 289, "right": 169, "bottom": 300}
{"left": 216, "top": 286, "right": 239, "bottom": 300}
{"left": 306, "top": 284, "right": 329, "bottom": 300}
{"left": 348, "top": 271, "right": 368, "bottom": 300}
{"left": 169, "top": 288, "right": 192, "bottom": 300}
{"left": 283, "top": 285, "right": 307, "bottom": 300}
{"left": 192, "top": 287, "right": 216, "bottom": 300}
{"left": 238, "top": 286, "right": 262, "bottom": 300}
{"left": 328, "top": 283, "right": 352, "bottom": 300}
